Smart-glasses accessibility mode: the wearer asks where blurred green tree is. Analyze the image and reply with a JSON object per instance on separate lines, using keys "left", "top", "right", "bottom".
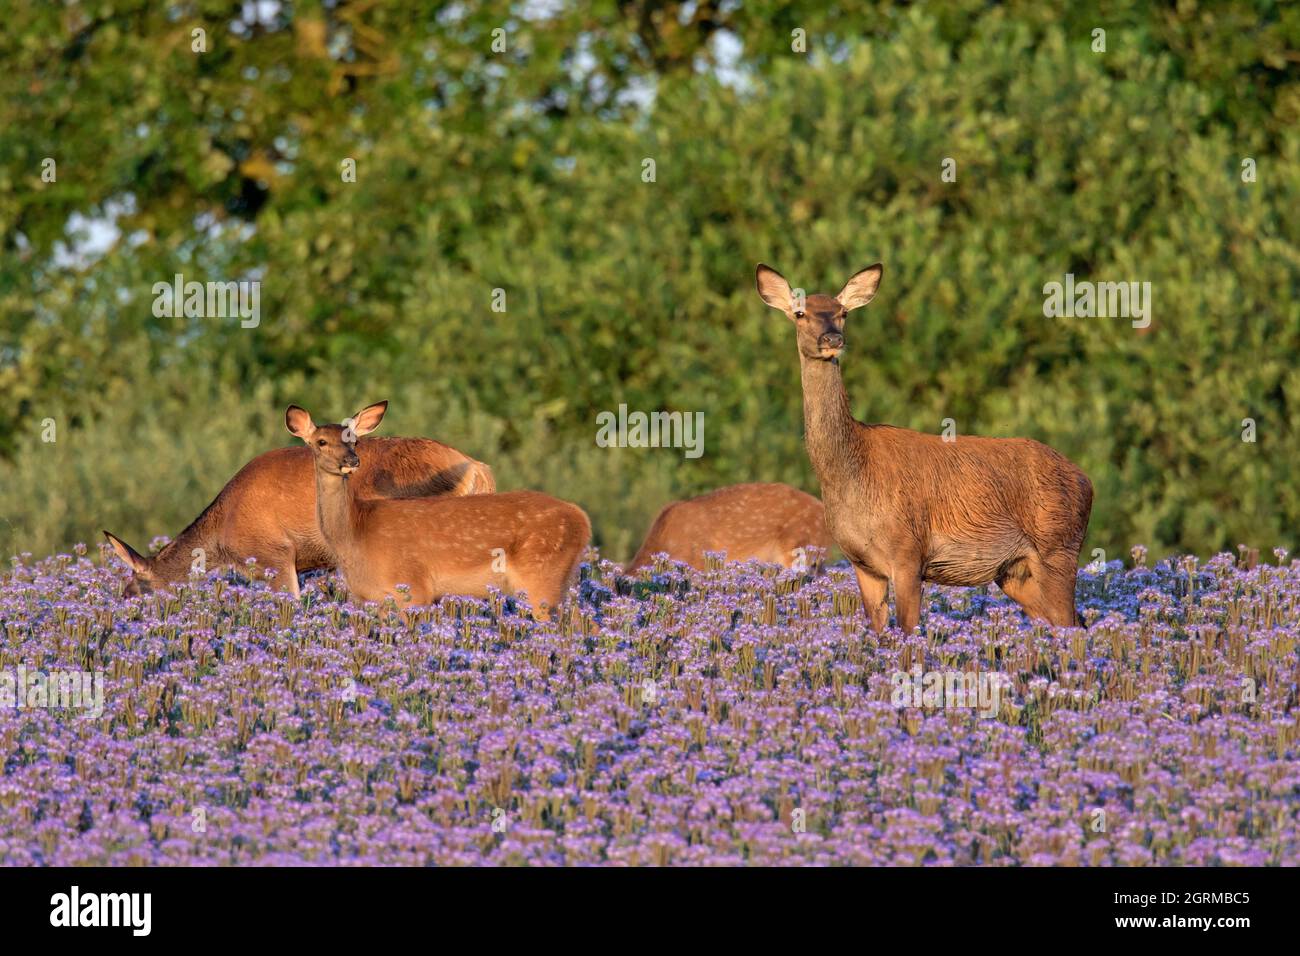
{"left": 1, "top": 1, "right": 1298, "bottom": 561}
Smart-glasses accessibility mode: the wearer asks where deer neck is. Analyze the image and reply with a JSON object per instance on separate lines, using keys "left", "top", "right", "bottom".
{"left": 150, "top": 506, "right": 223, "bottom": 583}
{"left": 798, "top": 354, "right": 864, "bottom": 492}
{"left": 313, "top": 468, "right": 361, "bottom": 565}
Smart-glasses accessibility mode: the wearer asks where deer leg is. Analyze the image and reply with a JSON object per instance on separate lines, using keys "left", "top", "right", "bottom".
{"left": 281, "top": 561, "right": 302, "bottom": 598}
{"left": 999, "top": 554, "right": 1076, "bottom": 626}
{"left": 511, "top": 581, "right": 556, "bottom": 622}
{"left": 853, "top": 565, "right": 890, "bottom": 634}
{"left": 503, "top": 568, "right": 541, "bottom": 621}
{"left": 999, "top": 573, "right": 1048, "bottom": 623}
{"left": 892, "top": 569, "right": 923, "bottom": 635}
{"left": 507, "top": 574, "right": 564, "bottom": 623}
{"left": 519, "top": 541, "right": 586, "bottom": 623}
{"left": 1038, "top": 553, "right": 1083, "bottom": 627}
{"left": 257, "top": 548, "right": 299, "bottom": 597}
{"left": 534, "top": 570, "right": 576, "bottom": 622}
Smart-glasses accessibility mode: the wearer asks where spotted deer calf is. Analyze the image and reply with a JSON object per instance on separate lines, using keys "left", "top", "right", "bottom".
{"left": 626, "top": 483, "right": 830, "bottom": 572}
{"left": 755, "top": 263, "right": 1093, "bottom": 633}
{"left": 286, "top": 401, "right": 589, "bottom": 620}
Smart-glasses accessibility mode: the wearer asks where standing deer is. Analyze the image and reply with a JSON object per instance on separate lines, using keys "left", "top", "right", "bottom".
{"left": 625, "top": 482, "right": 831, "bottom": 572}
{"left": 755, "top": 262, "right": 1093, "bottom": 633}
{"left": 286, "top": 401, "right": 590, "bottom": 620}
{"left": 104, "top": 433, "right": 493, "bottom": 598}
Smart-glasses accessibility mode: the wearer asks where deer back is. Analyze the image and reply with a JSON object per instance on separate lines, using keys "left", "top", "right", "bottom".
{"left": 629, "top": 482, "right": 830, "bottom": 570}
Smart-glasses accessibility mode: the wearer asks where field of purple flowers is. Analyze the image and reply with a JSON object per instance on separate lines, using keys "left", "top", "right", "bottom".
{"left": 1, "top": 544, "right": 1297, "bottom": 866}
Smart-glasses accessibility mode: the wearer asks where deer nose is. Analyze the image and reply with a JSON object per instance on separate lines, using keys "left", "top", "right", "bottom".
{"left": 820, "top": 332, "right": 844, "bottom": 351}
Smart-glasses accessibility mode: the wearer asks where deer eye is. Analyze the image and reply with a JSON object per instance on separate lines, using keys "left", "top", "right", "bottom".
{"left": 317, "top": 439, "right": 327, "bottom": 447}
{"left": 794, "top": 310, "right": 805, "bottom": 319}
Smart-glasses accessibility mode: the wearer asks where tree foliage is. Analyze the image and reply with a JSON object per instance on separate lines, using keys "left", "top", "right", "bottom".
{"left": 2, "top": 1, "right": 1298, "bottom": 561}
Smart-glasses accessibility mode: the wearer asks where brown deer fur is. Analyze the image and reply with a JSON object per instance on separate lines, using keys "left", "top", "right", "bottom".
{"left": 104, "top": 435, "right": 494, "bottom": 597}
{"left": 756, "top": 262, "right": 1093, "bottom": 633}
{"left": 626, "top": 483, "right": 831, "bottom": 572}
{"left": 287, "top": 401, "right": 589, "bottom": 620}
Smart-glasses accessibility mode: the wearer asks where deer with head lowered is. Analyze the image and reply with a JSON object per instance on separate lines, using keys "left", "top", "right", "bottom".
{"left": 104, "top": 429, "right": 493, "bottom": 598}
{"left": 286, "top": 401, "right": 590, "bottom": 620}
{"left": 755, "top": 262, "right": 1093, "bottom": 634}
{"left": 625, "top": 482, "right": 830, "bottom": 573}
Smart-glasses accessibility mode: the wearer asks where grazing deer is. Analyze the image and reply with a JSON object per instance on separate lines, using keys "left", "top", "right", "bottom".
{"left": 286, "top": 401, "right": 590, "bottom": 620}
{"left": 625, "top": 483, "right": 831, "bottom": 572}
{"left": 755, "top": 263, "right": 1093, "bottom": 633}
{"left": 104, "top": 433, "right": 494, "bottom": 598}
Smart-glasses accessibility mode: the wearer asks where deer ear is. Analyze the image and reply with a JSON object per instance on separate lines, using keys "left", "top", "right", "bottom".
{"left": 755, "top": 264, "right": 795, "bottom": 314}
{"left": 349, "top": 400, "right": 388, "bottom": 437}
{"left": 286, "top": 405, "right": 315, "bottom": 440}
{"left": 103, "top": 531, "right": 150, "bottom": 574}
{"left": 837, "top": 264, "right": 883, "bottom": 312}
